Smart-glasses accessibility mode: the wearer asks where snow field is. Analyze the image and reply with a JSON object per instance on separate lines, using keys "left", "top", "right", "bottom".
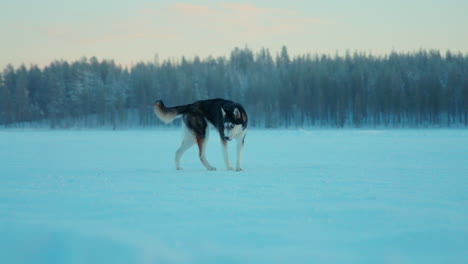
{"left": 0, "top": 129, "right": 467, "bottom": 263}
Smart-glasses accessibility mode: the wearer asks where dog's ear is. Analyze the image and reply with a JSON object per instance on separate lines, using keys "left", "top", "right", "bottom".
{"left": 221, "top": 108, "right": 226, "bottom": 118}
{"left": 233, "top": 108, "right": 241, "bottom": 119}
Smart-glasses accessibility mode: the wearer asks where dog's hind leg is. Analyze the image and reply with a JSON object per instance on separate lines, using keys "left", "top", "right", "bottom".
{"left": 196, "top": 134, "right": 216, "bottom": 171}
{"left": 175, "top": 128, "right": 195, "bottom": 170}
{"left": 184, "top": 114, "right": 215, "bottom": 171}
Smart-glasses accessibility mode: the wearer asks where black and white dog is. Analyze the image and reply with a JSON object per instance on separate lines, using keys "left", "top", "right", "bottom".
{"left": 154, "top": 99, "right": 248, "bottom": 171}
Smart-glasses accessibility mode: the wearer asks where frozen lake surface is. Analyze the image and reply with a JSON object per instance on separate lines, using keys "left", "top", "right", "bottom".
{"left": 1, "top": 129, "right": 467, "bottom": 263}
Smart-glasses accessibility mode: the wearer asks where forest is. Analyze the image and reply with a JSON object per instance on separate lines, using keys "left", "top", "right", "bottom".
{"left": 1, "top": 46, "right": 467, "bottom": 128}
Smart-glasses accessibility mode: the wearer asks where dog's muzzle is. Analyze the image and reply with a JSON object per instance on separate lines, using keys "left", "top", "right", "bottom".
{"left": 224, "top": 136, "right": 232, "bottom": 141}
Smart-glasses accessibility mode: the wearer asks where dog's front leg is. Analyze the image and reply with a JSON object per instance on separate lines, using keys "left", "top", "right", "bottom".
{"left": 221, "top": 139, "right": 234, "bottom": 170}
{"left": 236, "top": 131, "right": 246, "bottom": 171}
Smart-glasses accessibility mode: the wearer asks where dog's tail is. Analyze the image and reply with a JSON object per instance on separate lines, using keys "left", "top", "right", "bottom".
{"left": 153, "top": 100, "right": 188, "bottom": 124}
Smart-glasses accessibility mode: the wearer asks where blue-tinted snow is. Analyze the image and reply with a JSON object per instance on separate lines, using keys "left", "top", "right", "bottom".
{"left": 1, "top": 129, "right": 467, "bottom": 263}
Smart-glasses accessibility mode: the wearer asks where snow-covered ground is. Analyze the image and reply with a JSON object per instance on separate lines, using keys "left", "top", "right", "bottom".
{"left": 1, "top": 129, "right": 467, "bottom": 263}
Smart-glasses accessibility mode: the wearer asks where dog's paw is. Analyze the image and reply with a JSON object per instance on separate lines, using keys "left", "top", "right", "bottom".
{"left": 176, "top": 167, "right": 183, "bottom": 170}
{"left": 227, "top": 166, "right": 234, "bottom": 171}
{"left": 236, "top": 167, "right": 244, "bottom": 172}
{"left": 207, "top": 167, "right": 217, "bottom": 171}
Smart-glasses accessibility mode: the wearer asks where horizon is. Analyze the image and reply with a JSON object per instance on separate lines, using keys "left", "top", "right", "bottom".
{"left": 2, "top": 0, "right": 468, "bottom": 70}
{"left": 2, "top": 46, "right": 467, "bottom": 71}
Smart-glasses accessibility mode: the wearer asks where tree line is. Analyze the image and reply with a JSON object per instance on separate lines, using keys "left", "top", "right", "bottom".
{"left": 1, "top": 47, "right": 467, "bottom": 128}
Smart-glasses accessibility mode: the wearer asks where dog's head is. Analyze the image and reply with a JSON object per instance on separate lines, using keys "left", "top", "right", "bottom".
{"left": 221, "top": 105, "right": 247, "bottom": 141}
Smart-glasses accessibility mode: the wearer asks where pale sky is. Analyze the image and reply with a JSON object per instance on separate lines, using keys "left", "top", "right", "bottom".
{"left": 1, "top": 0, "right": 467, "bottom": 69}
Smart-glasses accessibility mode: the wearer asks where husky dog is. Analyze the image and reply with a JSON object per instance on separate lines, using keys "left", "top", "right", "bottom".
{"left": 154, "top": 99, "right": 248, "bottom": 171}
